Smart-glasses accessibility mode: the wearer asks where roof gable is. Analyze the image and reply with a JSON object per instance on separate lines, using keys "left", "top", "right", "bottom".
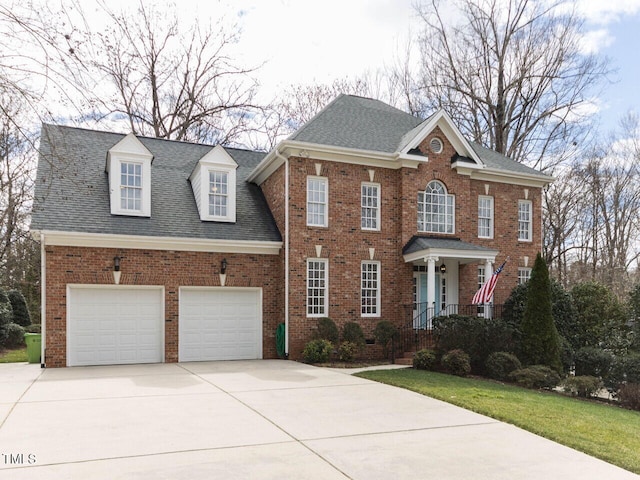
{"left": 397, "top": 109, "right": 483, "bottom": 167}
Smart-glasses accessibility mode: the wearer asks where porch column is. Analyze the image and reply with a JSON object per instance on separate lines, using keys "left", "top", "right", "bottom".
{"left": 426, "top": 256, "right": 438, "bottom": 314}
{"left": 484, "top": 258, "right": 493, "bottom": 318}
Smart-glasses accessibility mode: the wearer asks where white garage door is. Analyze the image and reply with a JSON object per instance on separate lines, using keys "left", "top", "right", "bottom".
{"left": 179, "top": 288, "right": 262, "bottom": 362}
{"left": 67, "top": 286, "right": 164, "bottom": 367}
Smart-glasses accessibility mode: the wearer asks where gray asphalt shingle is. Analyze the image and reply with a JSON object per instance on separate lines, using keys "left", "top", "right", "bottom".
{"left": 31, "top": 124, "right": 282, "bottom": 243}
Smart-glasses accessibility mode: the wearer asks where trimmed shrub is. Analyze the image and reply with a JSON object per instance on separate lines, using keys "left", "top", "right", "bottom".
{"left": 520, "top": 254, "right": 562, "bottom": 372}
{"left": 342, "top": 321, "right": 365, "bottom": 347}
{"left": 338, "top": 341, "right": 359, "bottom": 362}
{"left": 563, "top": 376, "right": 603, "bottom": 398}
{"left": 373, "top": 321, "right": 398, "bottom": 358}
{"left": 485, "top": 352, "right": 522, "bottom": 381}
{"left": 441, "top": 349, "right": 471, "bottom": 377}
{"left": 617, "top": 383, "right": 640, "bottom": 411}
{"left": 433, "top": 314, "right": 514, "bottom": 374}
{"left": 24, "top": 324, "right": 41, "bottom": 333}
{"left": 413, "top": 349, "right": 437, "bottom": 370}
{"left": 0, "top": 290, "right": 13, "bottom": 328}
{"left": 607, "top": 353, "right": 640, "bottom": 389}
{"left": 1, "top": 323, "right": 25, "bottom": 349}
{"left": 7, "top": 290, "right": 30, "bottom": 327}
{"left": 314, "top": 317, "right": 339, "bottom": 345}
{"left": 302, "top": 339, "right": 333, "bottom": 363}
{"left": 574, "top": 347, "right": 613, "bottom": 378}
{"left": 509, "top": 365, "right": 562, "bottom": 390}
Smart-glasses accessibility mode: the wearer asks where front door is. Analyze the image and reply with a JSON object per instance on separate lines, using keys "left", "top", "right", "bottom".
{"left": 413, "top": 273, "right": 441, "bottom": 329}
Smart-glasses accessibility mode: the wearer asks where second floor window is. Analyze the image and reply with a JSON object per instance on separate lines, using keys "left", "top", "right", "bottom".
{"left": 120, "top": 162, "right": 142, "bottom": 211}
{"left": 361, "top": 183, "right": 380, "bottom": 230}
{"left": 518, "top": 200, "right": 532, "bottom": 241}
{"left": 209, "top": 171, "right": 229, "bottom": 217}
{"left": 478, "top": 196, "right": 494, "bottom": 238}
{"left": 418, "top": 180, "right": 454, "bottom": 234}
{"left": 307, "top": 177, "right": 328, "bottom": 227}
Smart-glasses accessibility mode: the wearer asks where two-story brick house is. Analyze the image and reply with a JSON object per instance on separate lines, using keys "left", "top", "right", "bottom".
{"left": 31, "top": 94, "right": 551, "bottom": 367}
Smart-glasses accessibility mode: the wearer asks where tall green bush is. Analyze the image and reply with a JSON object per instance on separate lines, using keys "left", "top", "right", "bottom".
{"left": 373, "top": 320, "right": 398, "bottom": 358}
{"left": 571, "top": 281, "right": 628, "bottom": 351}
{"left": 342, "top": 321, "right": 365, "bottom": 347}
{"left": 0, "top": 289, "right": 13, "bottom": 328}
{"left": 519, "top": 254, "right": 562, "bottom": 372}
{"left": 7, "top": 290, "right": 30, "bottom": 327}
{"left": 314, "top": 317, "right": 339, "bottom": 345}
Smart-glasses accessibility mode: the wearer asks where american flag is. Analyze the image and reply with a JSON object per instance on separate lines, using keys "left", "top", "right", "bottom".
{"left": 472, "top": 259, "right": 508, "bottom": 305}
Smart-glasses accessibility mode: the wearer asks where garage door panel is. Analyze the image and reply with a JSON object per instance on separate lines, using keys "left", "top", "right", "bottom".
{"left": 68, "top": 287, "right": 163, "bottom": 367}
{"left": 179, "top": 288, "right": 262, "bottom": 362}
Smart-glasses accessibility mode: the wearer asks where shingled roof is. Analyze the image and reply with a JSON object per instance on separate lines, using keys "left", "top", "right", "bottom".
{"left": 31, "top": 124, "right": 282, "bottom": 243}
{"left": 288, "top": 94, "right": 547, "bottom": 178}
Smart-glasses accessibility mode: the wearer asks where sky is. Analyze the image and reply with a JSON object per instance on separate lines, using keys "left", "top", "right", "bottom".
{"left": 212, "top": 0, "right": 640, "bottom": 134}
{"left": 17, "top": 0, "right": 640, "bottom": 136}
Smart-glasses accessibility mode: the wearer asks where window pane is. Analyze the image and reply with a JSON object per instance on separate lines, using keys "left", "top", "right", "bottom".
{"left": 418, "top": 181, "right": 454, "bottom": 233}
{"left": 119, "top": 162, "right": 143, "bottom": 211}
{"left": 361, "top": 262, "right": 380, "bottom": 316}
{"left": 307, "top": 260, "right": 327, "bottom": 316}
{"left": 307, "top": 178, "right": 327, "bottom": 226}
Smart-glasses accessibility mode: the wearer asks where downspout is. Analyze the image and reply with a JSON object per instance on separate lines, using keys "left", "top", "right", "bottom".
{"left": 273, "top": 149, "right": 290, "bottom": 358}
{"left": 40, "top": 233, "right": 46, "bottom": 368}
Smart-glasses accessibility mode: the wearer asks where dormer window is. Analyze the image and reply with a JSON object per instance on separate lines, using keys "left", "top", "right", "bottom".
{"left": 190, "top": 145, "right": 237, "bottom": 222}
{"left": 106, "top": 133, "right": 153, "bottom": 217}
{"left": 208, "top": 171, "right": 229, "bottom": 217}
{"left": 120, "top": 162, "right": 143, "bottom": 211}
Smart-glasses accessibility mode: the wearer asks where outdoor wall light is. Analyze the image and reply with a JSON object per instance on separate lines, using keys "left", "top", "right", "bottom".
{"left": 221, "top": 258, "right": 227, "bottom": 275}
{"left": 439, "top": 263, "right": 447, "bottom": 274}
{"left": 113, "top": 256, "right": 122, "bottom": 285}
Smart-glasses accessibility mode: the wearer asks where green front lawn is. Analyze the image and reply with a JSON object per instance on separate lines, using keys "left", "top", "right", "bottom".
{"left": 356, "top": 369, "right": 640, "bottom": 474}
{"left": 0, "top": 346, "right": 28, "bottom": 363}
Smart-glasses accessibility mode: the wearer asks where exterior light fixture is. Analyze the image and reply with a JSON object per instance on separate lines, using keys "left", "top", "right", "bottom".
{"left": 221, "top": 258, "right": 227, "bottom": 275}
{"left": 113, "top": 256, "right": 122, "bottom": 284}
{"left": 439, "top": 263, "right": 446, "bottom": 274}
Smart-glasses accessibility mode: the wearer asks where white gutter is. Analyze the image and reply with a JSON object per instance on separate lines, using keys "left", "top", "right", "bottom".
{"left": 40, "top": 233, "right": 46, "bottom": 367}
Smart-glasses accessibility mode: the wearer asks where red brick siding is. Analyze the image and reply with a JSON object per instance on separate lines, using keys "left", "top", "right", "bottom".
{"left": 280, "top": 128, "right": 543, "bottom": 359}
{"left": 44, "top": 246, "right": 282, "bottom": 367}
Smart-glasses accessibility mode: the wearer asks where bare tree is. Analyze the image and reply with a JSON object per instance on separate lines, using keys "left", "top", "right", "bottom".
{"left": 87, "top": 1, "right": 261, "bottom": 145}
{"left": 413, "top": 0, "right": 610, "bottom": 169}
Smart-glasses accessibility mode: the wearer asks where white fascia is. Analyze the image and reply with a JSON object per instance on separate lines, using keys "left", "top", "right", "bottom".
{"left": 403, "top": 247, "right": 499, "bottom": 265}
{"left": 248, "top": 140, "right": 417, "bottom": 185}
{"left": 34, "top": 230, "right": 282, "bottom": 255}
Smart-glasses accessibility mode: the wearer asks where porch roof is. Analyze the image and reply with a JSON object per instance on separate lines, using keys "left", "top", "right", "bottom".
{"left": 402, "top": 236, "right": 499, "bottom": 264}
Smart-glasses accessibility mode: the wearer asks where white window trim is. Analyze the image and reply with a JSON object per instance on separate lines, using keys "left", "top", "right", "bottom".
{"left": 307, "top": 258, "right": 328, "bottom": 318}
{"left": 418, "top": 181, "right": 455, "bottom": 234}
{"left": 518, "top": 200, "right": 533, "bottom": 242}
{"left": 361, "top": 182, "right": 381, "bottom": 231}
{"left": 189, "top": 145, "right": 237, "bottom": 223}
{"left": 518, "top": 267, "right": 532, "bottom": 285}
{"left": 361, "top": 261, "right": 381, "bottom": 317}
{"left": 478, "top": 195, "right": 494, "bottom": 239}
{"left": 307, "top": 176, "right": 328, "bottom": 227}
{"left": 107, "top": 133, "right": 153, "bottom": 218}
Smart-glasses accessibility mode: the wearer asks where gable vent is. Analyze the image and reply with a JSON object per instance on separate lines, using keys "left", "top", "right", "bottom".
{"left": 430, "top": 137, "right": 443, "bottom": 154}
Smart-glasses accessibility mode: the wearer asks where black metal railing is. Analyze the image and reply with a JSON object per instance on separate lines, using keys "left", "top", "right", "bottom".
{"left": 392, "top": 303, "right": 504, "bottom": 363}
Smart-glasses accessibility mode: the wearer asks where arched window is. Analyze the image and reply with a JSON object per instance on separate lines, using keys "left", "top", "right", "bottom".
{"left": 417, "top": 181, "right": 455, "bottom": 233}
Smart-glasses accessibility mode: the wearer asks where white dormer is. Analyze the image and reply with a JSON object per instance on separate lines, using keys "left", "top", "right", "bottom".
{"left": 189, "top": 145, "right": 237, "bottom": 223}
{"left": 106, "top": 133, "right": 153, "bottom": 217}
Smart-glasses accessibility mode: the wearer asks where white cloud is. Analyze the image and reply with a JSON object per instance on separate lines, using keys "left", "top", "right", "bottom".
{"left": 573, "top": 0, "right": 640, "bottom": 25}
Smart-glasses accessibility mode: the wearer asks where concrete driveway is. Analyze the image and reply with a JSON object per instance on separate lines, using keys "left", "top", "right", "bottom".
{"left": 0, "top": 361, "right": 636, "bottom": 479}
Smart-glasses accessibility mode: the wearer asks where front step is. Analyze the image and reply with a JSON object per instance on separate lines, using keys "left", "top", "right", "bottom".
{"left": 395, "top": 352, "right": 416, "bottom": 366}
